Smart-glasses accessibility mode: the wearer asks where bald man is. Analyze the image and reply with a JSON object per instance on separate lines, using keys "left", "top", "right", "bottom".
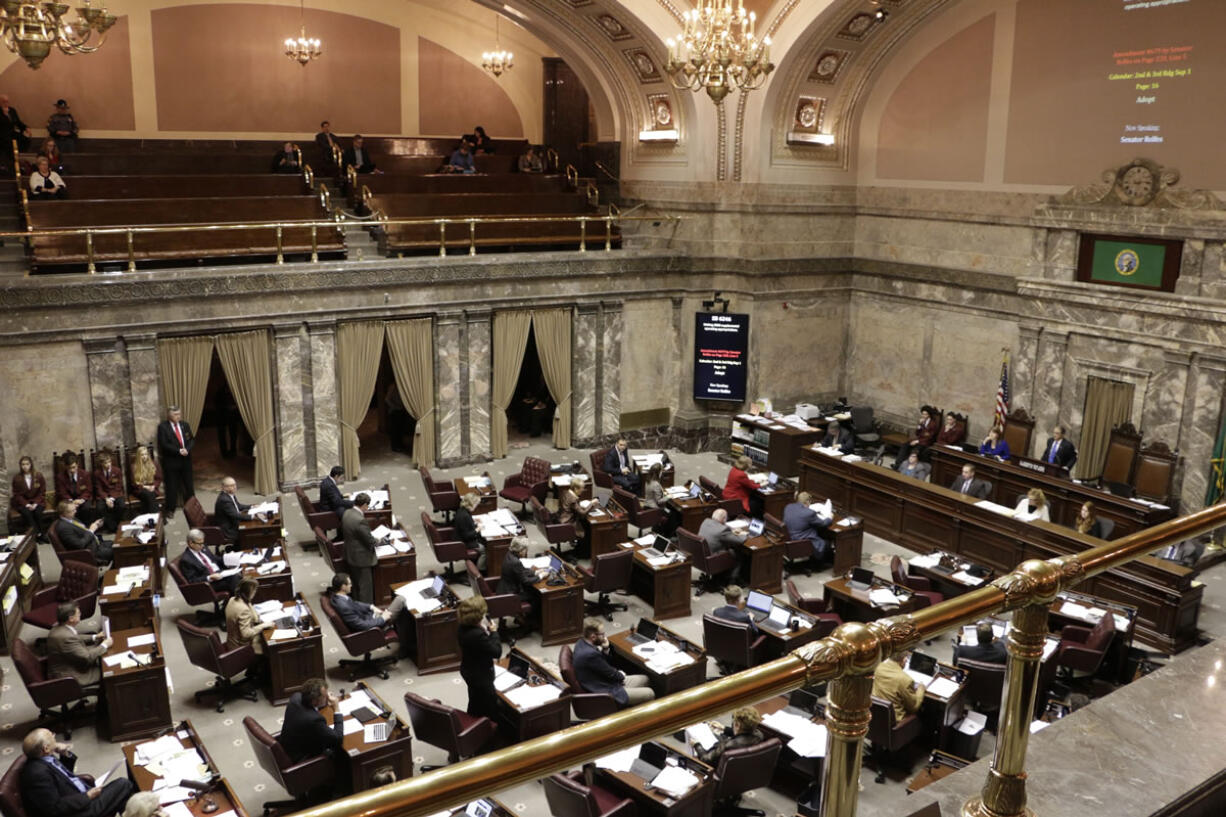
{"left": 19, "top": 728, "right": 133, "bottom": 817}
{"left": 214, "top": 477, "right": 264, "bottom": 544}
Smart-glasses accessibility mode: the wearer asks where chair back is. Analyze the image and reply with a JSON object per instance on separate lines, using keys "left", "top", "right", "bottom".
{"left": 521, "top": 456, "right": 552, "bottom": 486}
{"left": 531, "top": 495, "right": 554, "bottom": 525}
{"left": 47, "top": 524, "right": 97, "bottom": 568}
{"left": 890, "top": 555, "right": 909, "bottom": 587}
{"left": 1084, "top": 611, "right": 1116, "bottom": 651}
{"left": 403, "top": 691, "right": 462, "bottom": 755}
{"left": 12, "top": 638, "right": 46, "bottom": 685}
{"left": 849, "top": 406, "right": 874, "bottom": 432}
{"left": 702, "top": 614, "right": 755, "bottom": 668}
{"left": 1098, "top": 518, "right": 1116, "bottom": 540}
{"left": 242, "top": 716, "right": 294, "bottom": 782}
{"left": 589, "top": 549, "right": 633, "bottom": 593}
{"left": 699, "top": 476, "right": 723, "bottom": 499}
{"left": 317, "top": 592, "right": 352, "bottom": 637}
{"left": 0, "top": 755, "right": 29, "bottom": 817}
{"left": 1104, "top": 481, "right": 1135, "bottom": 499}
{"left": 466, "top": 560, "right": 497, "bottom": 598}
{"left": 764, "top": 513, "right": 785, "bottom": 541}
{"left": 956, "top": 657, "right": 1006, "bottom": 714}
{"left": 176, "top": 617, "right": 223, "bottom": 675}
{"left": 677, "top": 527, "right": 707, "bottom": 565}
{"left": 543, "top": 773, "right": 599, "bottom": 817}
{"left": 611, "top": 486, "right": 638, "bottom": 515}
{"left": 867, "top": 696, "right": 904, "bottom": 747}
{"left": 1102, "top": 423, "right": 1142, "bottom": 485}
{"left": 183, "top": 496, "right": 208, "bottom": 528}
{"left": 419, "top": 467, "right": 437, "bottom": 494}
{"left": 1002, "top": 408, "right": 1035, "bottom": 458}
{"left": 168, "top": 556, "right": 219, "bottom": 606}
{"left": 557, "top": 644, "right": 583, "bottom": 693}
{"left": 314, "top": 526, "right": 346, "bottom": 572}
{"left": 57, "top": 560, "right": 100, "bottom": 618}
{"left": 713, "top": 738, "right": 782, "bottom": 800}
{"left": 1134, "top": 440, "right": 1178, "bottom": 503}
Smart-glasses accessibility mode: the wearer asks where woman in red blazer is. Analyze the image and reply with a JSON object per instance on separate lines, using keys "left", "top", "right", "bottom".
{"left": 10, "top": 455, "right": 48, "bottom": 541}
{"left": 723, "top": 455, "right": 762, "bottom": 518}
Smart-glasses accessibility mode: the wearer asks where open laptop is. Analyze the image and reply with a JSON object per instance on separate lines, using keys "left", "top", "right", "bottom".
{"left": 688, "top": 482, "right": 702, "bottom": 499}
{"left": 626, "top": 618, "right": 660, "bottom": 646}
{"left": 768, "top": 472, "right": 779, "bottom": 486}
{"left": 549, "top": 554, "right": 565, "bottom": 573}
{"left": 782, "top": 688, "right": 820, "bottom": 718}
{"left": 630, "top": 742, "right": 669, "bottom": 782}
{"left": 758, "top": 603, "right": 793, "bottom": 633}
{"left": 747, "top": 518, "right": 765, "bottom": 537}
{"left": 848, "top": 567, "right": 875, "bottom": 591}
{"left": 420, "top": 575, "right": 447, "bottom": 599}
{"left": 507, "top": 652, "right": 531, "bottom": 679}
{"left": 905, "top": 652, "right": 939, "bottom": 685}
{"left": 745, "top": 589, "right": 774, "bottom": 621}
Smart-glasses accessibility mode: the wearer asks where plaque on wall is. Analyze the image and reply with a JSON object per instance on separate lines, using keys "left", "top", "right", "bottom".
{"left": 1075, "top": 233, "right": 1182, "bottom": 292}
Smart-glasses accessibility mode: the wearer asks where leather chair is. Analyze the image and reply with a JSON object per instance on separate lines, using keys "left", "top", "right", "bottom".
{"left": 578, "top": 549, "right": 633, "bottom": 620}
{"left": 612, "top": 487, "right": 664, "bottom": 536}
{"left": 702, "top": 614, "right": 767, "bottom": 675}
{"left": 169, "top": 555, "right": 230, "bottom": 627}
{"left": 531, "top": 496, "right": 578, "bottom": 558}
{"left": 403, "top": 691, "right": 497, "bottom": 770}
{"left": 710, "top": 737, "right": 783, "bottom": 817}
{"left": 699, "top": 476, "right": 743, "bottom": 520}
{"left": 22, "top": 560, "right": 99, "bottom": 633}
{"left": 421, "top": 512, "right": 479, "bottom": 584}
{"left": 317, "top": 592, "right": 398, "bottom": 680}
{"left": 499, "top": 456, "right": 551, "bottom": 515}
{"left": 0, "top": 755, "right": 31, "bottom": 817}
{"left": 466, "top": 560, "right": 531, "bottom": 640}
{"left": 1054, "top": 612, "right": 1115, "bottom": 678}
{"left": 954, "top": 656, "right": 1006, "bottom": 732}
{"left": 766, "top": 513, "right": 817, "bottom": 577}
{"left": 12, "top": 638, "right": 92, "bottom": 738}
{"left": 294, "top": 485, "right": 337, "bottom": 539}
{"left": 1098, "top": 517, "right": 1116, "bottom": 540}
{"left": 543, "top": 771, "right": 637, "bottom": 817}
{"left": 557, "top": 644, "right": 619, "bottom": 721}
{"left": 890, "top": 556, "right": 944, "bottom": 609}
{"left": 47, "top": 523, "right": 99, "bottom": 570}
{"left": 590, "top": 448, "right": 614, "bottom": 491}
{"left": 419, "top": 466, "right": 460, "bottom": 523}
{"left": 867, "top": 696, "right": 923, "bottom": 783}
{"left": 314, "top": 526, "right": 347, "bottom": 574}
{"left": 783, "top": 580, "right": 843, "bottom": 638}
{"left": 243, "top": 715, "right": 336, "bottom": 815}
{"left": 182, "top": 496, "right": 225, "bottom": 546}
{"left": 849, "top": 406, "right": 881, "bottom": 452}
{"left": 175, "top": 618, "right": 259, "bottom": 712}
{"left": 677, "top": 527, "right": 736, "bottom": 596}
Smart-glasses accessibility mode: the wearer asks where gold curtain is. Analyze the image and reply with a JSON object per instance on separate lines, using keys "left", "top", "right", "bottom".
{"left": 156, "top": 335, "right": 215, "bottom": 433}
{"left": 385, "top": 319, "right": 436, "bottom": 468}
{"left": 215, "top": 330, "right": 278, "bottom": 496}
{"left": 532, "top": 308, "right": 573, "bottom": 449}
{"left": 336, "top": 321, "right": 386, "bottom": 478}
{"left": 1076, "top": 377, "right": 1135, "bottom": 480}
{"left": 491, "top": 311, "right": 533, "bottom": 458}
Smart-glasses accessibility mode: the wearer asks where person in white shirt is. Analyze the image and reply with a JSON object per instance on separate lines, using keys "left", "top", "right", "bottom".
{"left": 29, "top": 155, "right": 66, "bottom": 198}
{"left": 1013, "top": 488, "right": 1051, "bottom": 522}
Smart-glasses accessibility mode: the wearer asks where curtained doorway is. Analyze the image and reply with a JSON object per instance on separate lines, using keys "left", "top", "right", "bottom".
{"left": 195, "top": 352, "right": 255, "bottom": 490}
{"left": 507, "top": 324, "right": 555, "bottom": 449}
{"left": 352, "top": 344, "right": 417, "bottom": 463}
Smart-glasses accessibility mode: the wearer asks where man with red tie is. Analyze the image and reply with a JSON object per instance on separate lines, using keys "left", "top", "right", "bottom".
{"left": 157, "top": 405, "right": 195, "bottom": 519}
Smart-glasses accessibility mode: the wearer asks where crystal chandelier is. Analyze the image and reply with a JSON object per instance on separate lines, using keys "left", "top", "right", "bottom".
{"left": 482, "top": 13, "right": 512, "bottom": 78}
{"left": 0, "top": 0, "right": 117, "bottom": 69}
{"left": 665, "top": 0, "right": 773, "bottom": 103}
{"left": 284, "top": 0, "right": 320, "bottom": 66}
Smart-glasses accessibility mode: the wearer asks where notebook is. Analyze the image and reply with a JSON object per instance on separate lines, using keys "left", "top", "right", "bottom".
{"left": 848, "top": 567, "right": 875, "bottom": 591}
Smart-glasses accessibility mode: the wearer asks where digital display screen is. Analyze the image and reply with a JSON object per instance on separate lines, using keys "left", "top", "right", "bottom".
{"left": 694, "top": 312, "right": 749, "bottom": 402}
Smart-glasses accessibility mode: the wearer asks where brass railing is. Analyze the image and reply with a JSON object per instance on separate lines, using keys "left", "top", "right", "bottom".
{"left": 365, "top": 212, "right": 670, "bottom": 257}
{"left": 282, "top": 503, "right": 1226, "bottom": 817}
{"left": 545, "top": 147, "right": 559, "bottom": 171}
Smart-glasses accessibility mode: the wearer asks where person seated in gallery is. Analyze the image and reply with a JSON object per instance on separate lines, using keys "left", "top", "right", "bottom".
{"left": 46, "top": 99, "right": 78, "bottom": 152}
{"left": 820, "top": 420, "right": 854, "bottom": 454}
{"left": 1074, "top": 500, "right": 1105, "bottom": 539}
{"left": 897, "top": 451, "right": 931, "bottom": 481}
{"left": 894, "top": 405, "right": 938, "bottom": 467}
{"left": 936, "top": 413, "right": 965, "bottom": 446}
{"left": 1013, "top": 488, "right": 1050, "bottom": 522}
{"left": 28, "top": 155, "right": 66, "bottom": 198}
{"left": 10, "top": 455, "right": 49, "bottom": 542}
{"left": 37, "top": 138, "right": 64, "bottom": 173}
{"left": 445, "top": 141, "right": 476, "bottom": 174}
{"left": 517, "top": 145, "right": 544, "bottom": 173}
{"left": 54, "top": 501, "right": 113, "bottom": 563}
{"left": 955, "top": 621, "right": 1008, "bottom": 664}
{"left": 342, "top": 134, "right": 378, "bottom": 174}
{"left": 979, "top": 427, "right": 1011, "bottom": 461}
{"left": 91, "top": 452, "right": 124, "bottom": 534}
{"left": 314, "top": 120, "right": 339, "bottom": 160}
{"left": 128, "top": 445, "right": 162, "bottom": 515}
{"left": 55, "top": 456, "right": 95, "bottom": 524}
{"left": 271, "top": 141, "right": 301, "bottom": 173}
{"left": 469, "top": 125, "right": 495, "bottom": 154}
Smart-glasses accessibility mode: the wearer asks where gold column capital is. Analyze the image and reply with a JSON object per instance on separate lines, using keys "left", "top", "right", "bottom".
{"left": 796, "top": 617, "right": 921, "bottom": 685}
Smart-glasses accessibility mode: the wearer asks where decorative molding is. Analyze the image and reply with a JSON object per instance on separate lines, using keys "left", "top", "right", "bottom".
{"left": 1054, "top": 159, "right": 1225, "bottom": 211}
{"left": 716, "top": 100, "right": 728, "bottom": 181}
{"left": 623, "top": 47, "right": 662, "bottom": 83}
{"left": 646, "top": 93, "right": 674, "bottom": 129}
{"left": 809, "top": 49, "right": 851, "bottom": 84}
{"left": 835, "top": 12, "right": 880, "bottom": 41}
{"left": 593, "top": 13, "right": 632, "bottom": 41}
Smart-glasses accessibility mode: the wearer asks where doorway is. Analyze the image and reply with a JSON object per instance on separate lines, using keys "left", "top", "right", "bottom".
{"left": 196, "top": 353, "right": 254, "bottom": 490}
{"left": 542, "top": 58, "right": 593, "bottom": 172}
{"left": 507, "top": 324, "right": 554, "bottom": 448}
{"left": 356, "top": 344, "right": 417, "bottom": 463}
{"left": 1077, "top": 376, "right": 1135, "bottom": 480}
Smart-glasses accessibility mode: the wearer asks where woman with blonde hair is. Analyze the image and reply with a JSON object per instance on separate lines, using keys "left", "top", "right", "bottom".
{"left": 558, "top": 474, "right": 587, "bottom": 542}
{"left": 458, "top": 595, "right": 501, "bottom": 718}
{"left": 1013, "top": 487, "right": 1050, "bottom": 522}
{"left": 454, "top": 491, "right": 487, "bottom": 567}
{"left": 129, "top": 445, "right": 163, "bottom": 514}
{"left": 695, "top": 706, "right": 765, "bottom": 764}
{"left": 1075, "top": 500, "right": 1104, "bottom": 538}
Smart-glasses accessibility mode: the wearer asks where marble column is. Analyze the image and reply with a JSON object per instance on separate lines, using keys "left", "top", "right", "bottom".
{"left": 307, "top": 321, "right": 339, "bottom": 479}
{"left": 1143, "top": 350, "right": 1191, "bottom": 448}
{"left": 1012, "top": 324, "right": 1042, "bottom": 415}
{"left": 1200, "top": 241, "right": 1226, "bottom": 301}
{"left": 1030, "top": 329, "right": 1070, "bottom": 458}
{"left": 1174, "top": 239, "right": 1204, "bottom": 298}
{"left": 126, "top": 334, "right": 161, "bottom": 447}
{"left": 273, "top": 323, "right": 308, "bottom": 487}
{"left": 1175, "top": 354, "right": 1226, "bottom": 511}
{"left": 435, "top": 313, "right": 464, "bottom": 464}
{"left": 466, "top": 310, "right": 492, "bottom": 460}
{"left": 599, "top": 303, "right": 623, "bottom": 437}
{"left": 85, "top": 338, "right": 132, "bottom": 451}
{"left": 572, "top": 305, "right": 600, "bottom": 444}
{"left": 1043, "top": 229, "right": 1079, "bottom": 280}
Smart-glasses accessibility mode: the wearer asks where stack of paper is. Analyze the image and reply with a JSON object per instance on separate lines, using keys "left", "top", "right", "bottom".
{"left": 134, "top": 735, "right": 185, "bottom": 766}
{"left": 813, "top": 447, "right": 845, "bottom": 458}
{"left": 909, "top": 553, "right": 941, "bottom": 569}
{"left": 974, "top": 500, "right": 1016, "bottom": 516}
{"left": 868, "top": 588, "right": 902, "bottom": 606}
{"left": 551, "top": 475, "right": 573, "bottom": 487}
{"left": 504, "top": 683, "right": 563, "bottom": 709}
{"left": 685, "top": 723, "right": 718, "bottom": 751}
{"left": 256, "top": 560, "right": 286, "bottom": 575}
{"left": 807, "top": 499, "right": 834, "bottom": 519}
{"left": 595, "top": 746, "right": 639, "bottom": 773}
{"left": 905, "top": 668, "right": 935, "bottom": 687}
{"left": 762, "top": 710, "right": 816, "bottom": 738}
{"left": 249, "top": 501, "right": 279, "bottom": 517}
{"left": 928, "top": 677, "right": 960, "bottom": 698}
{"left": 374, "top": 544, "right": 397, "bottom": 558}
{"left": 520, "top": 556, "right": 551, "bottom": 570}
{"left": 951, "top": 570, "right": 984, "bottom": 586}
{"left": 493, "top": 666, "right": 522, "bottom": 692}
{"left": 253, "top": 600, "right": 284, "bottom": 615}
{"left": 137, "top": 531, "right": 157, "bottom": 544}
{"left": 632, "top": 453, "right": 666, "bottom": 468}
{"left": 337, "top": 689, "right": 374, "bottom": 714}
{"left": 650, "top": 766, "right": 699, "bottom": 797}
{"left": 462, "top": 477, "right": 491, "bottom": 488}
{"left": 132, "top": 513, "right": 160, "bottom": 526}
{"left": 664, "top": 486, "right": 691, "bottom": 499}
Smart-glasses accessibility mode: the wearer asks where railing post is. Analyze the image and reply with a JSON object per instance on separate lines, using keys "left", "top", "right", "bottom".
{"left": 819, "top": 673, "right": 873, "bottom": 817}
{"left": 275, "top": 226, "right": 284, "bottom": 264}
{"left": 126, "top": 229, "right": 135, "bottom": 272}
{"left": 439, "top": 222, "right": 447, "bottom": 257}
{"left": 310, "top": 225, "right": 318, "bottom": 262}
{"left": 604, "top": 216, "right": 612, "bottom": 251}
{"left": 468, "top": 220, "right": 476, "bottom": 256}
{"left": 579, "top": 217, "right": 587, "bottom": 253}
{"left": 85, "top": 229, "right": 95, "bottom": 274}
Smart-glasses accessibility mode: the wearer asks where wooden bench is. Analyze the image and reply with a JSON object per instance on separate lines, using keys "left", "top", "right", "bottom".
{"left": 57, "top": 174, "right": 309, "bottom": 200}
{"left": 353, "top": 173, "right": 569, "bottom": 206}
{"left": 43, "top": 152, "right": 279, "bottom": 176}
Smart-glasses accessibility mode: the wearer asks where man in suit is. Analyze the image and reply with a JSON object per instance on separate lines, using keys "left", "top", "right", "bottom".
{"left": 278, "top": 678, "right": 350, "bottom": 794}
{"left": 91, "top": 452, "right": 123, "bottom": 534}
{"left": 314, "top": 120, "right": 339, "bottom": 163}
{"left": 1041, "top": 425, "right": 1077, "bottom": 471}
{"left": 782, "top": 491, "right": 833, "bottom": 561}
{"left": 327, "top": 573, "right": 409, "bottom": 651}
{"left": 603, "top": 438, "right": 641, "bottom": 493}
{"left": 572, "top": 618, "right": 655, "bottom": 708}
{"left": 342, "top": 494, "right": 381, "bottom": 603}
{"left": 55, "top": 456, "right": 96, "bottom": 525}
{"left": 712, "top": 586, "right": 758, "bottom": 636}
{"left": 949, "top": 464, "right": 991, "bottom": 500}
{"left": 54, "top": 502, "right": 113, "bottom": 563}
{"left": 215, "top": 477, "right": 262, "bottom": 544}
{"left": 956, "top": 621, "right": 1008, "bottom": 664}
{"left": 47, "top": 602, "right": 112, "bottom": 688}
{"left": 156, "top": 406, "right": 195, "bottom": 518}
{"left": 179, "top": 528, "right": 239, "bottom": 595}
{"left": 318, "top": 466, "right": 353, "bottom": 520}
{"left": 898, "top": 451, "right": 932, "bottom": 481}
{"left": 19, "top": 728, "right": 133, "bottom": 817}
{"left": 496, "top": 538, "right": 547, "bottom": 618}
{"left": 342, "top": 134, "right": 377, "bottom": 174}
{"left": 0, "top": 95, "right": 31, "bottom": 151}
{"left": 821, "top": 420, "right": 855, "bottom": 454}
{"left": 698, "top": 508, "right": 747, "bottom": 555}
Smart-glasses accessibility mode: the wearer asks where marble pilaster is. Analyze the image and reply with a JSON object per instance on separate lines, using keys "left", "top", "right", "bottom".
{"left": 85, "top": 338, "right": 132, "bottom": 450}
{"left": 1043, "top": 229, "right": 1078, "bottom": 280}
{"left": 1143, "top": 350, "right": 1191, "bottom": 448}
{"left": 125, "top": 334, "right": 161, "bottom": 447}
{"left": 307, "top": 321, "right": 339, "bottom": 479}
{"left": 599, "top": 304, "right": 623, "bottom": 436}
{"left": 466, "top": 310, "right": 492, "bottom": 459}
{"left": 1175, "top": 355, "right": 1226, "bottom": 511}
{"left": 436, "top": 314, "right": 464, "bottom": 463}
{"left": 573, "top": 306, "right": 599, "bottom": 442}
{"left": 1030, "top": 329, "right": 1069, "bottom": 459}
{"left": 1200, "top": 240, "right": 1226, "bottom": 301}
{"left": 1012, "top": 324, "right": 1042, "bottom": 415}
{"left": 1174, "top": 238, "right": 1204, "bottom": 297}
{"left": 273, "top": 324, "right": 307, "bottom": 486}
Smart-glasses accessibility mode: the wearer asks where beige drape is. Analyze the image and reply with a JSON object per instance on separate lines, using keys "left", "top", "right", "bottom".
{"left": 215, "top": 330, "right": 278, "bottom": 496}
{"left": 491, "top": 311, "right": 533, "bottom": 458}
{"left": 1076, "top": 377, "right": 1135, "bottom": 480}
{"left": 385, "top": 319, "right": 436, "bottom": 468}
{"left": 336, "top": 321, "right": 386, "bottom": 478}
{"left": 157, "top": 336, "right": 215, "bottom": 433}
{"left": 532, "top": 308, "right": 573, "bottom": 449}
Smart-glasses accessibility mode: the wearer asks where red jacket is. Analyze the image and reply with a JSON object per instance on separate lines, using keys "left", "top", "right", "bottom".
{"left": 914, "top": 418, "right": 937, "bottom": 447}
{"left": 129, "top": 459, "right": 163, "bottom": 496}
{"left": 723, "top": 467, "right": 757, "bottom": 513}
{"left": 55, "top": 468, "right": 93, "bottom": 504}
{"left": 93, "top": 464, "right": 124, "bottom": 500}
{"left": 10, "top": 471, "right": 46, "bottom": 510}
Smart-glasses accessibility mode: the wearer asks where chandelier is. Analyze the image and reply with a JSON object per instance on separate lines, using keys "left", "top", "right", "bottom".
{"left": 0, "top": 0, "right": 117, "bottom": 69}
{"left": 482, "top": 13, "right": 512, "bottom": 78}
{"left": 284, "top": 0, "right": 320, "bottom": 66}
{"left": 665, "top": 0, "right": 773, "bottom": 103}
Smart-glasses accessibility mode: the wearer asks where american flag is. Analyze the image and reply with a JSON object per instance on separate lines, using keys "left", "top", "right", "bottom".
{"left": 993, "top": 356, "right": 1010, "bottom": 431}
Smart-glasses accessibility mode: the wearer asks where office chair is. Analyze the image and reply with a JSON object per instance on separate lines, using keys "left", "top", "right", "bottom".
{"left": 578, "top": 549, "right": 633, "bottom": 620}
{"left": 419, "top": 466, "right": 460, "bottom": 523}
{"left": 531, "top": 496, "right": 579, "bottom": 558}
{"left": 22, "top": 560, "right": 98, "bottom": 635}
{"left": 677, "top": 527, "right": 736, "bottom": 596}
{"left": 168, "top": 555, "right": 230, "bottom": 627}
{"left": 702, "top": 614, "right": 767, "bottom": 676}
{"left": 783, "top": 580, "right": 843, "bottom": 638}
{"left": 612, "top": 486, "right": 665, "bottom": 536}
{"left": 318, "top": 592, "right": 399, "bottom": 680}
{"left": 954, "top": 656, "right": 1006, "bottom": 733}
{"left": 1054, "top": 612, "right": 1115, "bottom": 680}
{"left": 466, "top": 560, "right": 532, "bottom": 642}
{"left": 543, "top": 771, "right": 637, "bottom": 817}
{"left": 867, "top": 696, "right": 923, "bottom": 784}
{"left": 293, "top": 486, "right": 337, "bottom": 539}
{"left": 243, "top": 716, "right": 336, "bottom": 815}
{"left": 12, "top": 638, "right": 94, "bottom": 738}
{"left": 890, "top": 555, "right": 944, "bottom": 609}
{"left": 403, "top": 691, "right": 497, "bottom": 770}
{"left": 557, "top": 644, "right": 620, "bottom": 722}
{"left": 175, "top": 618, "right": 259, "bottom": 712}
{"left": 710, "top": 737, "right": 783, "bottom": 817}
{"left": 421, "top": 511, "right": 479, "bottom": 584}
{"left": 499, "top": 456, "right": 551, "bottom": 515}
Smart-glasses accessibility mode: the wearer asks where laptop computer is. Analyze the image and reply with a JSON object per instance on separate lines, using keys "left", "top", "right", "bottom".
{"left": 641, "top": 547, "right": 663, "bottom": 559}
{"left": 688, "top": 483, "right": 702, "bottom": 499}
{"left": 420, "top": 575, "right": 446, "bottom": 599}
{"left": 758, "top": 603, "right": 793, "bottom": 633}
{"left": 630, "top": 743, "right": 669, "bottom": 782}
{"left": 745, "top": 589, "right": 774, "bottom": 621}
{"left": 907, "top": 652, "right": 939, "bottom": 679}
{"left": 549, "top": 554, "right": 565, "bottom": 573}
{"left": 967, "top": 564, "right": 992, "bottom": 579}
{"left": 782, "top": 688, "right": 820, "bottom": 718}
{"left": 507, "top": 653, "right": 531, "bottom": 679}
{"left": 848, "top": 567, "right": 875, "bottom": 591}
{"left": 626, "top": 618, "right": 660, "bottom": 646}
{"left": 768, "top": 472, "right": 779, "bottom": 486}
{"left": 747, "top": 518, "right": 765, "bottom": 537}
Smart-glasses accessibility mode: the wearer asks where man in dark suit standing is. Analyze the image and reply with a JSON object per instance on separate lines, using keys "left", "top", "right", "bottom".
{"left": 157, "top": 406, "right": 195, "bottom": 518}
{"left": 19, "top": 728, "right": 133, "bottom": 817}
{"left": 712, "top": 586, "right": 758, "bottom": 636}
{"left": 949, "top": 464, "right": 991, "bottom": 500}
{"left": 782, "top": 491, "right": 833, "bottom": 561}
{"left": 341, "top": 494, "right": 380, "bottom": 603}
{"left": 821, "top": 420, "right": 855, "bottom": 454}
{"left": 955, "top": 622, "right": 1008, "bottom": 664}
{"left": 277, "top": 678, "right": 350, "bottom": 795}
{"left": 573, "top": 618, "right": 655, "bottom": 708}
{"left": 603, "top": 438, "right": 641, "bottom": 493}
{"left": 179, "top": 528, "right": 239, "bottom": 594}
{"left": 215, "top": 477, "right": 261, "bottom": 545}
{"left": 318, "top": 466, "right": 353, "bottom": 520}
{"left": 314, "top": 120, "right": 339, "bottom": 164}
{"left": 54, "top": 502, "right": 113, "bottom": 563}
{"left": 1040, "top": 425, "right": 1077, "bottom": 471}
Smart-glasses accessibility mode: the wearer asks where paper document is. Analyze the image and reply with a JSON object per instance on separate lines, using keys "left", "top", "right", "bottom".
{"left": 634, "top": 534, "right": 656, "bottom": 546}
{"left": 595, "top": 746, "right": 639, "bottom": 773}
{"left": 131, "top": 513, "right": 160, "bottom": 526}
{"left": 1, "top": 586, "right": 15, "bottom": 615}
{"left": 647, "top": 556, "right": 673, "bottom": 567}
{"left": 257, "top": 560, "right": 287, "bottom": 575}
{"left": 650, "top": 765, "right": 699, "bottom": 797}
{"left": 520, "top": 556, "right": 551, "bottom": 570}
{"left": 216, "top": 567, "right": 242, "bottom": 578}
{"left": 392, "top": 538, "right": 412, "bottom": 553}
{"left": 905, "top": 670, "right": 934, "bottom": 688}
{"left": 137, "top": 531, "right": 157, "bottom": 544}
{"left": 808, "top": 499, "right": 834, "bottom": 518}
{"left": 249, "top": 501, "right": 279, "bottom": 516}
{"left": 493, "top": 667, "right": 522, "bottom": 692}
{"left": 551, "top": 475, "right": 572, "bottom": 487}
{"left": 633, "top": 453, "right": 666, "bottom": 468}
{"left": 1030, "top": 720, "right": 1051, "bottom": 734}
{"left": 868, "top": 588, "right": 902, "bottom": 606}
{"left": 102, "top": 584, "right": 130, "bottom": 595}
{"left": 268, "top": 628, "right": 298, "bottom": 641}
{"left": 341, "top": 718, "right": 363, "bottom": 736}
{"left": 134, "top": 735, "right": 185, "bottom": 766}
{"left": 163, "top": 802, "right": 194, "bottom": 817}
{"left": 371, "top": 524, "right": 393, "bottom": 539}
{"left": 813, "top": 447, "right": 845, "bottom": 457}
{"left": 762, "top": 710, "right": 817, "bottom": 739}
{"left": 951, "top": 570, "right": 983, "bottom": 586}
{"left": 974, "top": 500, "right": 1016, "bottom": 516}
{"left": 787, "top": 723, "right": 829, "bottom": 758}
{"left": 909, "top": 553, "right": 941, "bottom": 569}
{"left": 463, "top": 476, "right": 491, "bottom": 488}
{"left": 928, "top": 677, "right": 960, "bottom": 698}
{"left": 94, "top": 758, "right": 125, "bottom": 786}
{"left": 128, "top": 633, "right": 157, "bottom": 648}
{"left": 337, "top": 690, "right": 373, "bottom": 714}
{"left": 1041, "top": 637, "right": 1059, "bottom": 662}
{"left": 253, "top": 600, "right": 283, "bottom": 615}
{"left": 685, "top": 723, "right": 719, "bottom": 751}
{"left": 727, "top": 519, "right": 749, "bottom": 532}
{"left": 374, "top": 545, "right": 396, "bottom": 558}
{"left": 504, "top": 683, "right": 563, "bottom": 709}
{"left": 957, "top": 711, "right": 988, "bottom": 735}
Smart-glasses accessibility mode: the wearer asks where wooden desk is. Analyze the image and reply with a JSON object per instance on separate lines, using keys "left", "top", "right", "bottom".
{"left": 319, "top": 682, "right": 414, "bottom": 790}
{"left": 753, "top": 598, "right": 828, "bottom": 660}
{"left": 732, "top": 534, "right": 782, "bottom": 594}
{"left": 732, "top": 414, "right": 825, "bottom": 477}
{"left": 665, "top": 496, "right": 718, "bottom": 536}
{"left": 0, "top": 532, "right": 41, "bottom": 656}
{"left": 261, "top": 595, "right": 325, "bottom": 704}
{"left": 608, "top": 627, "right": 707, "bottom": 696}
{"left": 345, "top": 483, "right": 394, "bottom": 528}
{"left": 373, "top": 537, "right": 417, "bottom": 606}
{"left": 906, "top": 750, "right": 970, "bottom": 794}
{"left": 227, "top": 545, "right": 294, "bottom": 603}
{"left": 595, "top": 743, "right": 714, "bottom": 817}
{"left": 534, "top": 569, "right": 585, "bottom": 646}
{"left": 907, "top": 551, "right": 995, "bottom": 599}
{"left": 628, "top": 546, "right": 692, "bottom": 620}
{"left": 473, "top": 509, "right": 523, "bottom": 578}
{"left": 631, "top": 456, "right": 676, "bottom": 489}
{"left": 799, "top": 449, "right": 1201, "bottom": 653}
{"left": 238, "top": 501, "right": 282, "bottom": 549}
{"left": 393, "top": 579, "right": 461, "bottom": 675}
{"left": 910, "top": 657, "right": 968, "bottom": 750}
{"left": 753, "top": 482, "right": 796, "bottom": 521}
{"left": 823, "top": 576, "right": 919, "bottom": 624}
{"left": 102, "top": 623, "right": 172, "bottom": 741}
{"left": 124, "top": 719, "right": 250, "bottom": 817}
{"left": 98, "top": 560, "right": 155, "bottom": 631}
{"left": 113, "top": 517, "right": 164, "bottom": 592}
{"left": 551, "top": 471, "right": 594, "bottom": 503}
{"left": 494, "top": 649, "right": 571, "bottom": 740}
{"left": 454, "top": 477, "right": 498, "bottom": 514}
{"left": 751, "top": 694, "right": 826, "bottom": 790}
{"left": 582, "top": 507, "right": 628, "bottom": 558}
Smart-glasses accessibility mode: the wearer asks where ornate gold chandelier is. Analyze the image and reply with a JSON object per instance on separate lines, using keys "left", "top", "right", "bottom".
{"left": 0, "top": 0, "right": 117, "bottom": 69}
{"left": 482, "top": 13, "right": 512, "bottom": 78}
{"left": 284, "top": 0, "right": 320, "bottom": 66}
{"left": 665, "top": 0, "right": 773, "bottom": 103}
